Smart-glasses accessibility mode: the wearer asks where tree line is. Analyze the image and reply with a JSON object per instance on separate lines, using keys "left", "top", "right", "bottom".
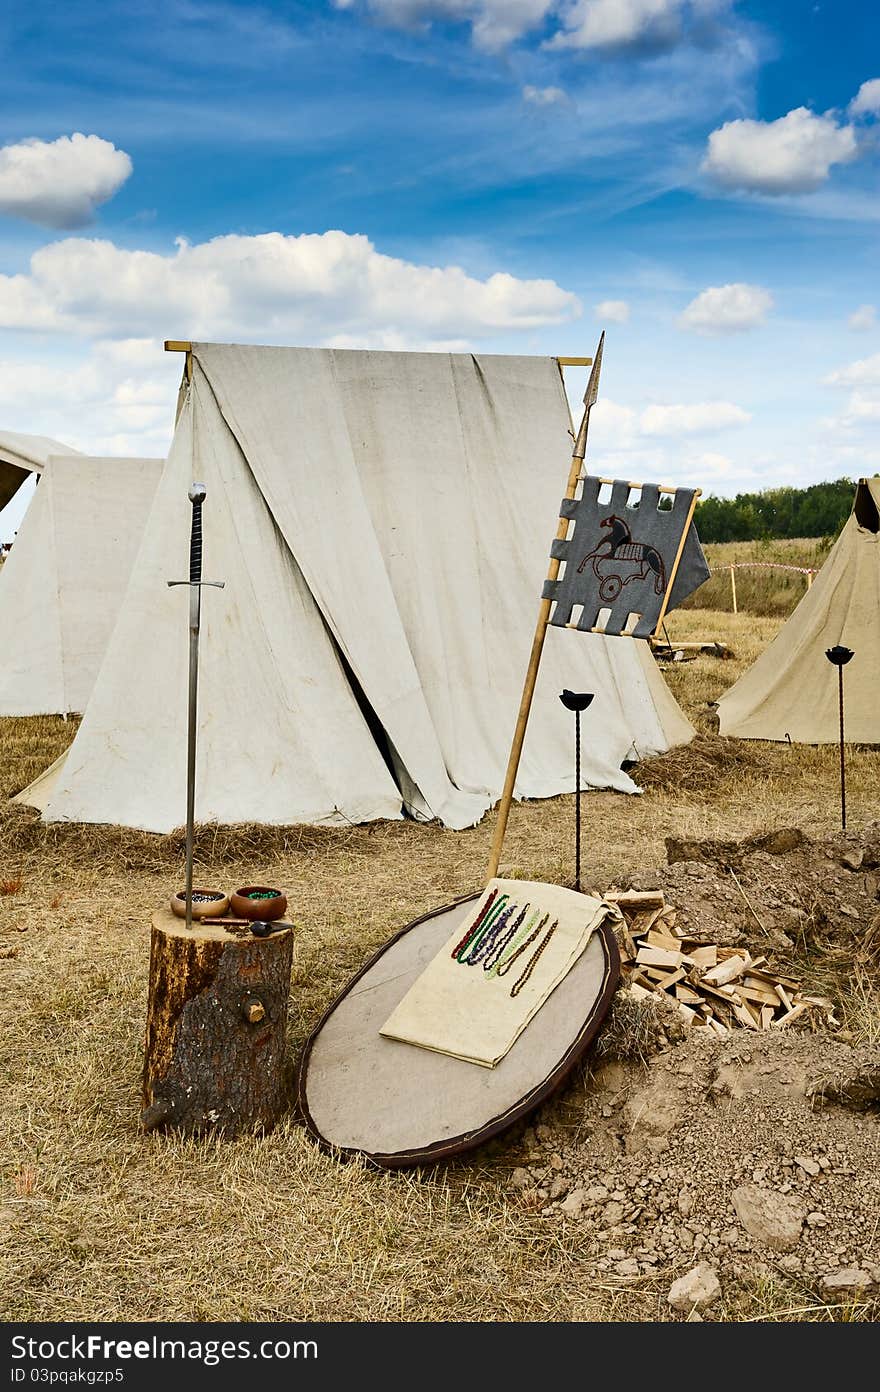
{"left": 694, "top": 477, "right": 863, "bottom": 542}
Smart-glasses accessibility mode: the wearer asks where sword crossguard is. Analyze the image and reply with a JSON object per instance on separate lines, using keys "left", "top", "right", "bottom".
{"left": 167, "top": 580, "right": 226, "bottom": 588}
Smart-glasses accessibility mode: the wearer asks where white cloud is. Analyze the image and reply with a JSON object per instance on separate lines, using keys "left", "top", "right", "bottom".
{"left": 338, "top": 0, "right": 734, "bottom": 51}
{"left": 548, "top": 0, "right": 687, "bottom": 52}
{"left": 848, "top": 304, "right": 877, "bottom": 332}
{"left": 594, "top": 299, "right": 630, "bottom": 323}
{"left": 688, "top": 450, "right": 736, "bottom": 479}
{"left": 588, "top": 398, "right": 639, "bottom": 445}
{"left": 849, "top": 78, "right": 880, "bottom": 118}
{"left": 820, "top": 388, "right": 880, "bottom": 435}
{"left": 522, "top": 85, "right": 567, "bottom": 105}
{"left": 821, "top": 351, "right": 880, "bottom": 438}
{"left": 0, "top": 339, "right": 178, "bottom": 462}
{"left": 471, "top": 0, "right": 556, "bottom": 48}
{"left": 639, "top": 400, "right": 750, "bottom": 435}
{"left": 335, "top": 0, "right": 554, "bottom": 50}
{"left": 587, "top": 395, "right": 749, "bottom": 446}
{"left": 702, "top": 107, "right": 858, "bottom": 195}
{"left": 0, "top": 134, "right": 132, "bottom": 230}
{"left": 824, "top": 352, "right": 880, "bottom": 388}
{"left": 679, "top": 282, "right": 773, "bottom": 334}
{"left": 0, "top": 230, "right": 581, "bottom": 342}
{"left": 842, "top": 392, "right": 880, "bottom": 422}
{"left": 584, "top": 407, "right": 759, "bottom": 494}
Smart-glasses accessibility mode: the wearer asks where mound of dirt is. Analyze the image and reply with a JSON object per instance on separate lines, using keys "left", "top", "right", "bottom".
{"left": 508, "top": 1031, "right": 880, "bottom": 1308}
{"left": 614, "top": 823, "right": 880, "bottom": 959}
{"left": 505, "top": 828, "right": 880, "bottom": 1314}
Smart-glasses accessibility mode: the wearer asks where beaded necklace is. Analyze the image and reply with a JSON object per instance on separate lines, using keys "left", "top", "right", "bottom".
{"left": 486, "top": 907, "right": 542, "bottom": 978}
{"left": 464, "top": 900, "right": 521, "bottom": 966}
{"left": 494, "top": 912, "right": 550, "bottom": 979}
{"left": 509, "top": 919, "right": 558, "bottom": 998}
{"left": 450, "top": 887, "right": 499, "bottom": 959}
{"left": 455, "top": 894, "right": 510, "bottom": 963}
{"left": 482, "top": 902, "right": 530, "bottom": 972}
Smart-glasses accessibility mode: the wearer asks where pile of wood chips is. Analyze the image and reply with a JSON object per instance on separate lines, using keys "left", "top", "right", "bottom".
{"left": 605, "top": 889, "right": 838, "bottom": 1037}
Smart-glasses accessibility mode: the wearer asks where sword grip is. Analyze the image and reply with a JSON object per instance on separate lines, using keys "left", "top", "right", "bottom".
{"left": 188, "top": 484, "right": 205, "bottom": 585}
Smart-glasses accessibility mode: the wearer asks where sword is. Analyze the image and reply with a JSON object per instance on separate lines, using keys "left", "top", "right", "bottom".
{"left": 168, "top": 484, "right": 225, "bottom": 929}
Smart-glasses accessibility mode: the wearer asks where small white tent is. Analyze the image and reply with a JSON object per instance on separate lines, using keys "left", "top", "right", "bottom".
{"left": 0, "top": 430, "right": 80, "bottom": 514}
{"left": 0, "top": 454, "right": 162, "bottom": 716}
{"left": 19, "top": 345, "right": 693, "bottom": 831}
{"left": 717, "top": 477, "right": 880, "bottom": 743}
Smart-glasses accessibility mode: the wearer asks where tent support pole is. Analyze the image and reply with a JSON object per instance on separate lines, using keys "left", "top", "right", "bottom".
{"left": 650, "top": 488, "right": 701, "bottom": 641}
{"left": 487, "top": 370, "right": 597, "bottom": 881}
{"left": 165, "top": 340, "right": 193, "bottom": 384}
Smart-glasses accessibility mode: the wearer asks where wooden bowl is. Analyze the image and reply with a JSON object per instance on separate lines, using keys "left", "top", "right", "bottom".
{"left": 170, "top": 888, "right": 230, "bottom": 920}
{"left": 229, "top": 886, "right": 288, "bottom": 921}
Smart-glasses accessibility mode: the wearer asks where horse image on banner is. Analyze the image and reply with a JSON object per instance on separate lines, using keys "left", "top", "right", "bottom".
{"left": 576, "top": 513, "right": 667, "bottom": 602}
{"left": 543, "top": 477, "right": 709, "bottom": 639}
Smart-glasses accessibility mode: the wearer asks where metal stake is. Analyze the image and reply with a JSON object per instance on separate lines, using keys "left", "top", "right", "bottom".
{"left": 559, "top": 690, "right": 594, "bottom": 892}
{"left": 575, "top": 708, "right": 582, "bottom": 891}
{"left": 168, "top": 484, "right": 225, "bottom": 928}
{"left": 825, "top": 645, "right": 854, "bottom": 832}
{"left": 838, "top": 666, "right": 846, "bottom": 831}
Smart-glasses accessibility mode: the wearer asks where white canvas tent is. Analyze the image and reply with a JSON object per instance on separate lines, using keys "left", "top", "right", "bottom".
{"left": 0, "top": 454, "right": 162, "bottom": 716}
{"left": 0, "top": 429, "right": 80, "bottom": 514}
{"left": 717, "top": 477, "right": 880, "bottom": 743}
{"left": 19, "top": 344, "right": 693, "bottom": 832}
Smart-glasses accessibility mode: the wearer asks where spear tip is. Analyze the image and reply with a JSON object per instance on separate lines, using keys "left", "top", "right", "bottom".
{"left": 582, "top": 331, "right": 605, "bottom": 410}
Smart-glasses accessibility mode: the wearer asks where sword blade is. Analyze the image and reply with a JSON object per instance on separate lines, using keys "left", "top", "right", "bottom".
{"left": 184, "top": 587, "right": 201, "bottom": 931}
{"left": 184, "top": 484, "right": 206, "bottom": 931}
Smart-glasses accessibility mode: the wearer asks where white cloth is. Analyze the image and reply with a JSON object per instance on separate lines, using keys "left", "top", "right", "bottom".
{"left": 718, "top": 479, "right": 880, "bottom": 743}
{"left": 0, "top": 455, "right": 161, "bottom": 715}
{"left": 20, "top": 345, "right": 692, "bottom": 830}
{"left": 0, "top": 429, "right": 79, "bottom": 513}
{"left": 22, "top": 386, "right": 402, "bottom": 828}
{"left": 379, "top": 878, "right": 621, "bottom": 1067}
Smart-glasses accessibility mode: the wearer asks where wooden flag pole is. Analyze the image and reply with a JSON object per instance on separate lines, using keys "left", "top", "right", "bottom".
{"left": 487, "top": 338, "right": 603, "bottom": 881}
{"left": 651, "top": 487, "right": 701, "bottom": 638}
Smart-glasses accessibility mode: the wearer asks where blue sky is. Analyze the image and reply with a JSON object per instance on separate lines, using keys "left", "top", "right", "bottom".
{"left": 1, "top": 0, "right": 879, "bottom": 535}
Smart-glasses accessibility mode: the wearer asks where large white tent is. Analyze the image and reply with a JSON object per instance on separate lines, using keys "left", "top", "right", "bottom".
{"left": 19, "top": 344, "right": 693, "bottom": 831}
{"left": 717, "top": 477, "right": 880, "bottom": 744}
{"left": 0, "top": 454, "right": 162, "bottom": 716}
{"left": 0, "top": 430, "right": 80, "bottom": 515}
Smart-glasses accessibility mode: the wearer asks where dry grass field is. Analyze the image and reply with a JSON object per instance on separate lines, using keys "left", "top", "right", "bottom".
{"left": 679, "top": 537, "right": 833, "bottom": 618}
{"left": 1, "top": 604, "right": 879, "bottom": 1324}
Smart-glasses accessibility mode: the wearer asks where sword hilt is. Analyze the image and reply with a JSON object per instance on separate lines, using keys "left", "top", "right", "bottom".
{"left": 189, "top": 482, "right": 206, "bottom": 586}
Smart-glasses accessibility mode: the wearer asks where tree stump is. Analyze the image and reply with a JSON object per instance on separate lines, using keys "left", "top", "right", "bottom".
{"left": 142, "top": 908, "right": 294, "bottom": 1137}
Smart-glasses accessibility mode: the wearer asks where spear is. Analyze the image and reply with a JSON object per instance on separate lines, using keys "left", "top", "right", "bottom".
{"left": 168, "top": 484, "right": 225, "bottom": 929}
{"left": 487, "top": 335, "right": 604, "bottom": 880}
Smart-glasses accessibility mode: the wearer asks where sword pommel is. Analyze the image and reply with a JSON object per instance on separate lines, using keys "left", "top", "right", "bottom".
{"left": 188, "top": 482, "right": 207, "bottom": 505}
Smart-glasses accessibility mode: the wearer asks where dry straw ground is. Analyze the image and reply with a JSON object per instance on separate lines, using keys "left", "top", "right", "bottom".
{"left": 1, "top": 599, "right": 878, "bottom": 1323}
